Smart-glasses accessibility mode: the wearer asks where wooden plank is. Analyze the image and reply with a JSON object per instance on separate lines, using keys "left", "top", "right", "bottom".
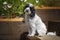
{"left": 35, "top": 6, "right": 60, "bottom": 9}
{"left": 35, "top": 35, "right": 60, "bottom": 40}
{"left": 0, "top": 18, "right": 24, "bottom": 22}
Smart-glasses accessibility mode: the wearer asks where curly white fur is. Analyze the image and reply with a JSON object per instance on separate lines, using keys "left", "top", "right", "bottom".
{"left": 25, "top": 14, "right": 47, "bottom": 36}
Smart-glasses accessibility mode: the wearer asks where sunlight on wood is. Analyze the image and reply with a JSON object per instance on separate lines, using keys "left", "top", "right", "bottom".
{"left": 35, "top": 35, "right": 60, "bottom": 40}
{"left": 35, "top": 6, "right": 60, "bottom": 9}
{"left": 0, "top": 17, "right": 24, "bottom": 22}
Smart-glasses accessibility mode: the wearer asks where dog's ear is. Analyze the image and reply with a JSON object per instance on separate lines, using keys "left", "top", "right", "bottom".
{"left": 29, "top": 6, "right": 35, "bottom": 17}
{"left": 23, "top": 4, "right": 29, "bottom": 14}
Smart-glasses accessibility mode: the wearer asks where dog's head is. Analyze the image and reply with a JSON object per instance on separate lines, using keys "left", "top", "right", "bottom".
{"left": 23, "top": 3, "right": 35, "bottom": 18}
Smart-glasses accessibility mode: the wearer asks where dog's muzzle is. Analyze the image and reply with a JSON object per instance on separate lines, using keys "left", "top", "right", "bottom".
{"left": 26, "top": 10, "right": 29, "bottom": 12}
{"left": 24, "top": 7, "right": 30, "bottom": 12}
{"left": 24, "top": 7, "right": 31, "bottom": 15}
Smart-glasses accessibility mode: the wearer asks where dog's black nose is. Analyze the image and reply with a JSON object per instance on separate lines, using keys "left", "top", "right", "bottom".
{"left": 26, "top": 10, "right": 28, "bottom": 12}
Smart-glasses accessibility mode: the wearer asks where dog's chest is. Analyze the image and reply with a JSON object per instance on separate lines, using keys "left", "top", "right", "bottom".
{"left": 29, "top": 18, "right": 35, "bottom": 23}
{"left": 25, "top": 14, "right": 41, "bottom": 25}
{"left": 28, "top": 16, "right": 37, "bottom": 24}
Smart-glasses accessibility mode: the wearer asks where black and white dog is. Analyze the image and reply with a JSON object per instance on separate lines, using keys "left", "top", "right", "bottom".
{"left": 23, "top": 3, "right": 56, "bottom": 36}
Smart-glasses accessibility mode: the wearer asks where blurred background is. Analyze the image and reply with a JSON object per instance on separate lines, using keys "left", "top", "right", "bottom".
{"left": 0, "top": 0, "right": 60, "bottom": 40}
{"left": 0, "top": 0, "right": 60, "bottom": 18}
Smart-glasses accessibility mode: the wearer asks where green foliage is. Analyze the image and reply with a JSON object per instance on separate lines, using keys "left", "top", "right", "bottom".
{"left": 0, "top": 0, "right": 59, "bottom": 18}
{"left": 0, "top": 0, "right": 25, "bottom": 18}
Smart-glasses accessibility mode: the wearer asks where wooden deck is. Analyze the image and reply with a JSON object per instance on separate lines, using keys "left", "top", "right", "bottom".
{"left": 22, "top": 34, "right": 60, "bottom": 40}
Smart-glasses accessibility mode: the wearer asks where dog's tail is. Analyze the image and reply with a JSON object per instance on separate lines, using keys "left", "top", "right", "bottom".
{"left": 46, "top": 31, "right": 56, "bottom": 36}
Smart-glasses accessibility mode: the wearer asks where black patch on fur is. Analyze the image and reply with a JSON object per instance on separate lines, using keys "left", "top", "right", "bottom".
{"left": 23, "top": 4, "right": 29, "bottom": 14}
{"left": 29, "top": 7, "right": 35, "bottom": 17}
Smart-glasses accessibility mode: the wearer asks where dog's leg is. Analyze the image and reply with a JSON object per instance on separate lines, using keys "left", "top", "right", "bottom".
{"left": 28, "top": 26, "right": 32, "bottom": 36}
{"left": 28, "top": 24, "right": 36, "bottom": 36}
{"left": 36, "top": 22, "right": 47, "bottom": 36}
